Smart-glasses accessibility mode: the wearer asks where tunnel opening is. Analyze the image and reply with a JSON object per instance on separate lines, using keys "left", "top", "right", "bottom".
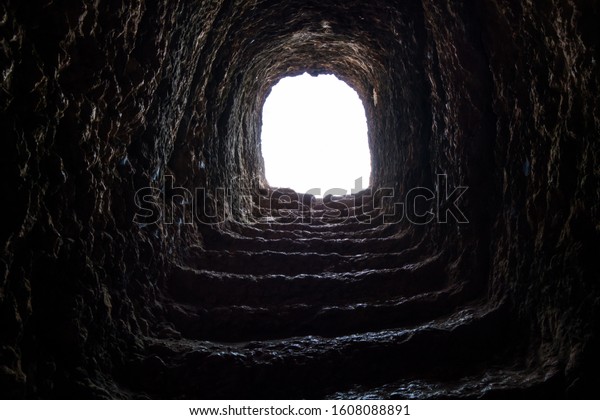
{"left": 260, "top": 73, "right": 371, "bottom": 197}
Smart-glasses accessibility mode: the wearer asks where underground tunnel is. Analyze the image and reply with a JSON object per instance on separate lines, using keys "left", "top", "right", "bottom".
{"left": 1, "top": 0, "right": 599, "bottom": 399}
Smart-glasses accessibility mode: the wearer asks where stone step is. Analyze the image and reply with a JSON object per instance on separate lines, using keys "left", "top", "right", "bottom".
{"left": 199, "top": 231, "right": 411, "bottom": 255}
{"left": 127, "top": 304, "right": 510, "bottom": 399}
{"left": 183, "top": 247, "right": 426, "bottom": 276}
{"left": 225, "top": 218, "right": 398, "bottom": 240}
{"left": 239, "top": 213, "right": 390, "bottom": 233}
{"left": 325, "top": 364, "right": 559, "bottom": 399}
{"left": 168, "top": 253, "right": 446, "bottom": 308}
{"left": 167, "top": 285, "right": 466, "bottom": 342}
{"left": 247, "top": 213, "right": 380, "bottom": 228}
{"left": 250, "top": 211, "right": 378, "bottom": 226}
{"left": 253, "top": 197, "right": 376, "bottom": 213}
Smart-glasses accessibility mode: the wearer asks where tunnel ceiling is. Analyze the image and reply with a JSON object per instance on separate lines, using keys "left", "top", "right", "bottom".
{"left": 1, "top": 0, "right": 599, "bottom": 398}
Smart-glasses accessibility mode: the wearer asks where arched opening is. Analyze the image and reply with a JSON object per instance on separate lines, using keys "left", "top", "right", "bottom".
{"left": 260, "top": 73, "right": 370, "bottom": 196}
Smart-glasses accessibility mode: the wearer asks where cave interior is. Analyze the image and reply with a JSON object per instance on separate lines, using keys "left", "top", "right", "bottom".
{"left": 1, "top": 0, "right": 599, "bottom": 398}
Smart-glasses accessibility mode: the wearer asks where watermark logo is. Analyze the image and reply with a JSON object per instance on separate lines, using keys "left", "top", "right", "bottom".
{"left": 133, "top": 174, "right": 468, "bottom": 226}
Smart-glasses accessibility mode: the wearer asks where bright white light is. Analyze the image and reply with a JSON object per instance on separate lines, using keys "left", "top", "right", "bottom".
{"left": 260, "top": 73, "right": 370, "bottom": 196}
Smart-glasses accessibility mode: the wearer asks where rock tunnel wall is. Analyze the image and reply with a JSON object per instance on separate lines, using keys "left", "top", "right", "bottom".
{"left": 1, "top": 0, "right": 598, "bottom": 397}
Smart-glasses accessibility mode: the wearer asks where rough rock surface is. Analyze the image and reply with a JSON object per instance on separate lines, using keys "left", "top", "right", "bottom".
{"left": 1, "top": 0, "right": 599, "bottom": 398}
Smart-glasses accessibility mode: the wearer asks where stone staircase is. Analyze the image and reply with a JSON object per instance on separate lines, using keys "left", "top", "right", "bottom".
{"left": 123, "top": 188, "right": 544, "bottom": 399}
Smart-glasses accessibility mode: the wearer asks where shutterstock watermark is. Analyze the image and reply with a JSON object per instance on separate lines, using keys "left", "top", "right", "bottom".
{"left": 133, "top": 174, "right": 468, "bottom": 226}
